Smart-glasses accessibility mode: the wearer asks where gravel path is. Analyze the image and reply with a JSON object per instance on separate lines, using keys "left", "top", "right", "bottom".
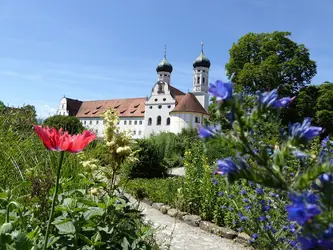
{"left": 127, "top": 196, "right": 246, "bottom": 250}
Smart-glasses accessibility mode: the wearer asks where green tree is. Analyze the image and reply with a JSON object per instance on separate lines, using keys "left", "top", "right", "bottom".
{"left": 43, "top": 115, "right": 84, "bottom": 134}
{"left": 316, "top": 82, "right": 333, "bottom": 135}
{"left": 225, "top": 31, "right": 317, "bottom": 95}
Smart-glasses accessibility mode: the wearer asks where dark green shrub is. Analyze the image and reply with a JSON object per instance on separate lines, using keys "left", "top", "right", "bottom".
{"left": 43, "top": 115, "right": 84, "bottom": 134}
{"left": 124, "top": 139, "right": 167, "bottom": 179}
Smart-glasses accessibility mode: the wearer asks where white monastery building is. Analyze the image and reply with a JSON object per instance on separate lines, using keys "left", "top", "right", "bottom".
{"left": 57, "top": 44, "right": 211, "bottom": 138}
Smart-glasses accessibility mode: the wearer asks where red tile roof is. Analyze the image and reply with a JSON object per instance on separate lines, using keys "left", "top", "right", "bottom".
{"left": 170, "top": 92, "right": 208, "bottom": 115}
{"left": 75, "top": 97, "right": 146, "bottom": 118}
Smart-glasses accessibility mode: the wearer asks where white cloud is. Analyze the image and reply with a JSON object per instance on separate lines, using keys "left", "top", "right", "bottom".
{"left": 36, "top": 104, "right": 57, "bottom": 119}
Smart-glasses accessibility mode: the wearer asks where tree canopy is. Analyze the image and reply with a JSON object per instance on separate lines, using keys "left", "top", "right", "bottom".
{"left": 225, "top": 31, "right": 317, "bottom": 95}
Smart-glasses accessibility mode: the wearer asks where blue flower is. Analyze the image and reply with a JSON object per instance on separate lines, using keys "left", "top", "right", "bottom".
{"left": 243, "top": 198, "right": 249, "bottom": 203}
{"left": 238, "top": 227, "right": 243, "bottom": 232}
{"left": 272, "top": 97, "right": 295, "bottom": 108}
{"left": 292, "top": 150, "right": 310, "bottom": 160}
{"left": 252, "top": 233, "right": 259, "bottom": 240}
{"left": 221, "top": 205, "right": 226, "bottom": 209}
{"left": 256, "top": 188, "right": 264, "bottom": 194}
{"left": 208, "top": 80, "right": 233, "bottom": 101}
{"left": 240, "top": 190, "right": 247, "bottom": 195}
{"left": 211, "top": 178, "right": 218, "bottom": 185}
{"left": 245, "top": 205, "right": 251, "bottom": 211}
{"left": 286, "top": 193, "right": 321, "bottom": 225}
{"left": 322, "top": 136, "right": 330, "bottom": 148}
{"left": 298, "top": 236, "right": 319, "bottom": 249}
{"left": 264, "top": 205, "right": 271, "bottom": 212}
{"left": 238, "top": 212, "right": 247, "bottom": 221}
{"left": 289, "top": 118, "right": 323, "bottom": 142}
{"left": 217, "top": 157, "right": 238, "bottom": 175}
{"left": 228, "top": 206, "right": 233, "bottom": 211}
{"left": 257, "top": 89, "right": 278, "bottom": 107}
{"left": 218, "top": 191, "right": 224, "bottom": 197}
{"left": 198, "top": 124, "right": 220, "bottom": 139}
{"left": 259, "top": 216, "right": 265, "bottom": 222}
{"left": 228, "top": 194, "right": 233, "bottom": 198}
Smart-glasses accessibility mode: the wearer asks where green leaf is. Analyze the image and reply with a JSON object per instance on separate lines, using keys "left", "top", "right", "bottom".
{"left": 83, "top": 207, "right": 104, "bottom": 220}
{"left": 121, "top": 237, "right": 130, "bottom": 250}
{"left": 0, "top": 223, "right": 13, "bottom": 235}
{"left": 11, "top": 231, "right": 32, "bottom": 250}
{"left": 54, "top": 220, "right": 76, "bottom": 234}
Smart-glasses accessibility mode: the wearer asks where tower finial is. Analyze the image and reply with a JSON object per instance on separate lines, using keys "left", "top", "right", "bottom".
{"left": 164, "top": 45, "right": 167, "bottom": 58}
{"left": 201, "top": 41, "right": 204, "bottom": 53}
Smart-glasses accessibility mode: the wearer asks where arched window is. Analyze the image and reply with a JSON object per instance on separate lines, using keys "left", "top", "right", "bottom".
{"left": 202, "top": 77, "right": 205, "bottom": 84}
{"left": 148, "top": 118, "right": 152, "bottom": 126}
{"left": 197, "top": 77, "right": 200, "bottom": 83}
{"left": 157, "top": 116, "right": 161, "bottom": 125}
{"left": 166, "top": 117, "right": 170, "bottom": 125}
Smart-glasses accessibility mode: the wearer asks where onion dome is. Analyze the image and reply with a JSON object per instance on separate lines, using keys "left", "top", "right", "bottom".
{"left": 156, "top": 46, "right": 173, "bottom": 73}
{"left": 193, "top": 42, "right": 211, "bottom": 68}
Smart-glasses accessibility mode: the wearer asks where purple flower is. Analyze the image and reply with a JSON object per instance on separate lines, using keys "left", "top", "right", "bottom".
{"left": 228, "top": 206, "right": 233, "bottom": 211}
{"left": 245, "top": 205, "right": 251, "bottom": 211}
{"left": 322, "top": 136, "right": 330, "bottom": 148}
{"left": 298, "top": 236, "right": 319, "bottom": 249}
{"left": 218, "top": 191, "right": 224, "bottom": 197}
{"left": 257, "top": 89, "right": 278, "bottom": 107}
{"left": 243, "top": 198, "right": 249, "bottom": 203}
{"left": 292, "top": 150, "right": 310, "bottom": 160}
{"left": 208, "top": 80, "right": 233, "bottom": 101}
{"left": 240, "top": 190, "right": 247, "bottom": 195}
{"left": 272, "top": 97, "right": 295, "bottom": 108}
{"left": 221, "top": 205, "right": 226, "bottom": 209}
{"left": 256, "top": 188, "right": 264, "bottom": 194}
{"left": 198, "top": 124, "right": 220, "bottom": 139}
{"left": 286, "top": 193, "right": 321, "bottom": 225}
{"left": 211, "top": 178, "right": 218, "bottom": 185}
{"left": 228, "top": 194, "right": 233, "bottom": 198}
{"left": 252, "top": 233, "right": 258, "bottom": 240}
{"left": 264, "top": 205, "right": 271, "bottom": 212}
{"left": 238, "top": 212, "right": 247, "bottom": 221}
{"left": 217, "top": 157, "right": 238, "bottom": 175}
{"left": 259, "top": 216, "right": 266, "bottom": 222}
{"left": 238, "top": 227, "right": 243, "bottom": 232}
{"left": 289, "top": 118, "right": 323, "bottom": 142}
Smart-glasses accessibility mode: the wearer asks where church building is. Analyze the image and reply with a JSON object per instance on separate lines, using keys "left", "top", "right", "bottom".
{"left": 57, "top": 44, "right": 211, "bottom": 138}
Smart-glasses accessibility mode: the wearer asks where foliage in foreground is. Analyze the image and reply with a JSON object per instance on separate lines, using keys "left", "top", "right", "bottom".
{"left": 0, "top": 107, "right": 158, "bottom": 249}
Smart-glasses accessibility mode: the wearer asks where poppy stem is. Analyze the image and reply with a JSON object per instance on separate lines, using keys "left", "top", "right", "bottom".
{"left": 43, "top": 151, "right": 65, "bottom": 250}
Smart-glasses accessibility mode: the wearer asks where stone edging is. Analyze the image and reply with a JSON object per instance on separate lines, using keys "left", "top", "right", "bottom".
{"left": 140, "top": 198, "right": 252, "bottom": 248}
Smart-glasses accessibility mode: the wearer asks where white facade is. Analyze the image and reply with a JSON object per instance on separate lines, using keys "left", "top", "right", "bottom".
{"left": 57, "top": 98, "right": 69, "bottom": 116}
{"left": 170, "top": 112, "right": 208, "bottom": 134}
{"left": 56, "top": 46, "right": 212, "bottom": 138}
{"left": 144, "top": 80, "right": 176, "bottom": 137}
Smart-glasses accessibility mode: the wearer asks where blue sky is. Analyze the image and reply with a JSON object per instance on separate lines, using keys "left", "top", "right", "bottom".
{"left": 0, "top": 0, "right": 332, "bottom": 118}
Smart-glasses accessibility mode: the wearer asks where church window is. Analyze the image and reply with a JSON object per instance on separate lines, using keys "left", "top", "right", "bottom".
{"left": 148, "top": 118, "right": 152, "bottom": 126}
{"left": 129, "top": 121, "right": 132, "bottom": 125}
{"left": 168, "top": 105, "right": 171, "bottom": 108}
{"left": 197, "top": 70, "right": 201, "bottom": 72}
{"left": 197, "top": 77, "right": 200, "bottom": 84}
{"left": 84, "top": 121, "right": 86, "bottom": 125}
{"left": 89, "top": 120, "right": 92, "bottom": 125}
{"left": 138, "top": 130, "right": 142, "bottom": 135}
{"left": 157, "top": 116, "right": 161, "bottom": 125}
{"left": 163, "top": 98, "right": 166, "bottom": 101}
{"left": 124, "top": 121, "right": 127, "bottom": 125}
{"left": 150, "top": 106, "right": 152, "bottom": 109}
{"left": 139, "top": 121, "right": 143, "bottom": 125}
{"left": 195, "top": 116, "right": 200, "bottom": 123}
{"left": 117, "top": 121, "right": 119, "bottom": 125}
{"left": 202, "top": 77, "right": 205, "bottom": 83}
{"left": 166, "top": 117, "right": 170, "bottom": 125}
{"left": 164, "top": 74, "right": 167, "bottom": 76}
{"left": 62, "top": 104, "right": 64, "bottom": 109}
{"left": 158, "top": 105, "right": 162, "bottom": 109}
{"left": 160, "top": 74, "right": 162, "bottom": 76}
{"left": 203, "top": 70, "right": 205, "bottom": 73}
{"left": 134, "top": 121, "right": 137, "bottom": 125}
{"left": 133, "top": 130, "right": 136, "bottom": 135}
{"left": 155, "top": 98, "right": 158, "bottom": 102}
{"left": 96, "top": 120, "right": 99, "bottom": 125}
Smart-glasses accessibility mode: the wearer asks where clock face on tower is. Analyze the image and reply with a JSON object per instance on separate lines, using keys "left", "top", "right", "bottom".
{"left": 196, "top": 86, "right": 200, "bottom": 91}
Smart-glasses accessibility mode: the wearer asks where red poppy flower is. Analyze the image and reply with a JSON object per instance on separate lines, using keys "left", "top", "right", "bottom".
{"left": 34, "top": 125, "right": 96, "bottom": 153}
